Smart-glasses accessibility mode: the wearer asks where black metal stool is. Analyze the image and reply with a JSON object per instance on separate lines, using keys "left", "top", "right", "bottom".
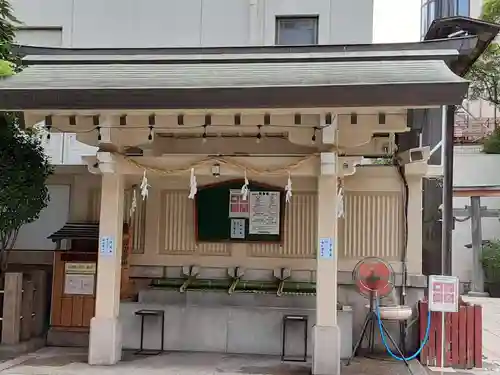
{"left": 281, "top": 314, "right": 308, "bottom": 362}
{"left": 135, "top": 309, "right": 165, "bottom": 355}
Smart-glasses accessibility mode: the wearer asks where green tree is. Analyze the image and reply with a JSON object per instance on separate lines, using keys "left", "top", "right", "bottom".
{"left": 0, "top": 0, "right": 20, "bottom": 70}
{"left": 467, "top": 0, "right": 500, "bottom": 152}
{"left": 0, "top": 0, "right": 53, "bottom": 270}
{"left": 468, "top": 0, "right": 500, "bottom": 109}
{"left": 482, "top": 0, "right": 500, "bottom": 23}
{"left": 468, "top": 44, "right": 500, "bottom": 114}
{"left": 483, "top": 126, "right": 500, "bottom": 153}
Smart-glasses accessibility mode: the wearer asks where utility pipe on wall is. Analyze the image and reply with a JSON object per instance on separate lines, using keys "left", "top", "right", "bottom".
{"left": 441, "top": 105, "right": 455, "bottom": 276}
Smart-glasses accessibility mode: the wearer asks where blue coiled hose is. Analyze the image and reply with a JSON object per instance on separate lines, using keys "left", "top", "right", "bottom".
{"left": 375, "top": 296, "right": 431, "bottom": 361}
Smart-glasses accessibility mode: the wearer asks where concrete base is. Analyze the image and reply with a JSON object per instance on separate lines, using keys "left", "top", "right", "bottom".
{"left": 88, "top": 317, "right": 122, "bottom": 365}
{"left": 120, "top": 290, "right": 353, "bottom": 358}
{"left": 468, "top": 291, "right": 490, "bottom": 297}
{"left": 312, "top": 325, "right": 341, "bottom": 375}
{"left": 47, "top": 329, "right": 89, "bottom": 347}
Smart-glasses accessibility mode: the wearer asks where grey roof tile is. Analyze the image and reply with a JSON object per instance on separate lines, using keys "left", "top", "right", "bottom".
{"left": 0, "top": 59, "right": 466, "bottom": 90}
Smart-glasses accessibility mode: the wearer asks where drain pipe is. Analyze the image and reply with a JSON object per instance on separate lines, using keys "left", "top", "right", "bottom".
{"left": 395, "top": 159, "right": 409, "bottom": 305}
{"left": 395, "top": 156, "right": 409, "bottom": 353}
{"left": 441, "top": 105, "right": 454, "bottom": 276}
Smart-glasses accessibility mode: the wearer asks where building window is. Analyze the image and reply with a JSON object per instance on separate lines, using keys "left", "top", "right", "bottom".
{"left": 275, "top": 16, "right": 318, "bottom": 45}
{"left": 457, "top": 0, "right": 469, "bottom": 16}
{"left": 421, "top": 0, "right": 438, "bottom": 39}
{"left": 428, "top": 0, "right": 436, "bottom": 21}
{"left": 421, "top": 4, "right": 429, "bottom": 38}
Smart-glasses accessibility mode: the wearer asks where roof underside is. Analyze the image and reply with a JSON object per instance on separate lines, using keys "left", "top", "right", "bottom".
{"left": 0, "top": 58, "right": 469, "bottom": 110}
{"left": 425, "top": 17, "right": 500, "bottom": 75}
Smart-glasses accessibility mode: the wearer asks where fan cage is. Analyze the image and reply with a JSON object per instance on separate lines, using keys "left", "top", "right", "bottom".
{"left": 352, "top": 257, "right": 395, "bottom": 298}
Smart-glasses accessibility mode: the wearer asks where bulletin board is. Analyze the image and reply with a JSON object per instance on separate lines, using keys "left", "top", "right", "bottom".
{"left": 195, "top": 180, "right": 285, "bottom": 243}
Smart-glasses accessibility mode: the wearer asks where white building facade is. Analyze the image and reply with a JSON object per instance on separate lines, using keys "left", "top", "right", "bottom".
{"left": 13, "top": 0, "right": 374, "bottom": 49}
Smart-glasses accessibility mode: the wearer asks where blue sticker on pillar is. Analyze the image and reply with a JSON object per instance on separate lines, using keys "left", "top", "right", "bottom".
{"left": 319, "top": 237, "right": 334, "bottom": 259}
{"left": 99, "top": 236, "right": 115, "bottom": 255}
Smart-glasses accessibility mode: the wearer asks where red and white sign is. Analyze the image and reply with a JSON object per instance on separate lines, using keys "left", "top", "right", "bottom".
{"left": 229, "top": 190, "right": 249, "bottom": 218}
{"left": 428, "top": 275, "right": 459, "bottom": 313}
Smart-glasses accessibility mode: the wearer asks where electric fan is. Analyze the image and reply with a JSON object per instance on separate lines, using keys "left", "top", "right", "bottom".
{"left": 346, "top": 257, "right": 411, "bottom": 371}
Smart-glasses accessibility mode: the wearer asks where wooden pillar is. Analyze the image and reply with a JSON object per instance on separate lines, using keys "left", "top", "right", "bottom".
{"left": 2, "top": 272, "right": 22, "bottom": 345}
{"left": 30, "top": 270, "right": 47, "bottom": 337}
{"left": 20, "top": 279, "right": 34, "bottom": 341}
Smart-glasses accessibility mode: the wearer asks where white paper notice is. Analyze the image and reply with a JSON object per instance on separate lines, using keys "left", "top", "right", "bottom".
{"left": 99, "top": 236, "right": 115, "bottom": 255}
{"left": 229, "top": 189, "right": 250, "bottom": 218}
{"left": 428, "top": 275, "right": 459, "bottom": 313}
{"left": 64, "top": 274, "right": 95, "bottom": 295}
{"left": 230, "top": 218, "right": 246, "bottom": 239}
{"left": 249, "top": 191, "right": 280, "bottom": 235}
{"left": 319, "top": 238, "right": 334, "bottom": 259}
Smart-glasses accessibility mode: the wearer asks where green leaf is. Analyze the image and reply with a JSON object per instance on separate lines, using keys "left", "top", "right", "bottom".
{"left": 482, "top": 0, "right": 500, "bottom": 23}
{"left": 483, "top": 127, "right": 500, "bottom": 153}
{"left": 466, "top": 2, "right": 500, "bottom": 111}
{"left": 482, "top": 239, "right": 500, "bottom": 281}
{"left": 0, "top": 59, "right": 14, "bottom": 76}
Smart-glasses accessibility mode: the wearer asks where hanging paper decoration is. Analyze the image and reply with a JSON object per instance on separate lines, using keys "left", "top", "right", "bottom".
{"left": 240, "top": 170, "right": 249, "bottom": 201}
{"left": 337, "top": 185, "right": 344, "bottom": 218}
{"left": 140, "top": 171, "right": 150, "bottom": 200}
{"left": 129, "top": 189, "right": 137, "bottom": 218}
{"left": 188, "top": 168, "right": 197, "bottom": 199}
{"left": 285, "top": 172, "right": 293, "bottom": 203}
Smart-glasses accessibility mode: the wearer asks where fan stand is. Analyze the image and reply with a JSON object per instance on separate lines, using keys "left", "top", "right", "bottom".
{"left": 346, "top": 290, "right": 412, "bottom": 373}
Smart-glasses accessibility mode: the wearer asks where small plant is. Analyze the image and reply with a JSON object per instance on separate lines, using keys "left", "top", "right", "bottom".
{"left": 371, "top": 156, "right": 393, "bottom": 165}
{"left": 481, "top": 239, "right": 500, "bottom": 281}
{"left": 483, "top": 127, "right": 500, "bottom": 154}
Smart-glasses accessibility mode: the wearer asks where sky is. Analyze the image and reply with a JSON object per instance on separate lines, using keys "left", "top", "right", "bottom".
{"left": 373, "top": 0, "right": 422, "bottom": 43}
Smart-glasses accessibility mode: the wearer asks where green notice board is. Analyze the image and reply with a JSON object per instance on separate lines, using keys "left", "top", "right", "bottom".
{"left": 195, "top": 180, "right": 284, "bottom": 243}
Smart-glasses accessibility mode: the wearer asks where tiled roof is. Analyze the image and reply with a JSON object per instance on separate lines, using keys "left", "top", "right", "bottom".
{"left": 48, "top": 222, "right": 99, "bottom": 241}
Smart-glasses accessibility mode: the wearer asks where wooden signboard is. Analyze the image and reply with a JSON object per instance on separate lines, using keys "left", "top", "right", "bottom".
{"left": 51, "top": 252, "right": 97, "bottom": 330}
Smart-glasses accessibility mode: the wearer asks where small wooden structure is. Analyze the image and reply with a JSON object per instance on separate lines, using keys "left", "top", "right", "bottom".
{"left": 419, "top": 300, "right": 482, "bottom": 369}
{"left": 48, "top": 222, "right": 133, "bottom": 341}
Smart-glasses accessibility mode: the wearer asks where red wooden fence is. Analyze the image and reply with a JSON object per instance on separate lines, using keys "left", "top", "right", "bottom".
{"left": 419, "top": 301, "right": 482, "bottom": 369}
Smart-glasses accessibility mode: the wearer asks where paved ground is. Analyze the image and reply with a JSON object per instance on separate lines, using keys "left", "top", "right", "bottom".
{"left": 0, "top": 347, "right": 424, "bottom": 375}
{"left": 13, "top": 296, "right": 500, "bottom": 374}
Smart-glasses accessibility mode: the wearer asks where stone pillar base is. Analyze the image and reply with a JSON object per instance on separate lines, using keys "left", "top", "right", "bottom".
{"left": 88, "top": 317, "right": 122, "bottom": 365}
{"left": 312, "top": 324, "right": 341, "bottom": 375}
